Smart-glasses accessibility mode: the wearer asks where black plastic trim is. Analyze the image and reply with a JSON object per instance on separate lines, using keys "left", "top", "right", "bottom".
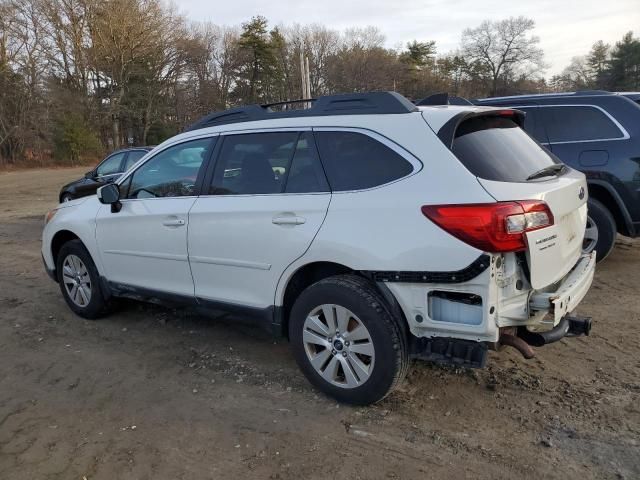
{"left": 436, "top": 109, "right": 526, "bottom": 149}
{"left": 587, "top": 179, "right": 636, "bottom": 237}
{"left": 107, "top": 281, "right": 198, "bottom": 306}
{"left": 104, "top": 280, "right": 275, "bottom": 333}
{"left": 196, "top": 296, "right": 274, "bottom": 326}
{"left": 43, "top": 254, "right": 57, "bottom": 282}
{"left": 186, "top": 92, "right": 419, "bottom": 131}
{"left": 410, "top": 337, "right": 488, "bottom": 369}
{"left": 364, "top": 254, "right": 490, "bottom": 284}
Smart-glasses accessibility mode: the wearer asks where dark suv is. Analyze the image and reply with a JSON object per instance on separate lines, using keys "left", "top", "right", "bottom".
{"left": 59, "top": 147, "right": 152, "bottom": 203}
{"left": 474, "top": 91, "right": 640, "bottom": 261}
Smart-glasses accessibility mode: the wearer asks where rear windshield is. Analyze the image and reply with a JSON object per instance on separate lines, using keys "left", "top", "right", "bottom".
{"left": 452, "top": 116, "right": 561, "bottom": 182}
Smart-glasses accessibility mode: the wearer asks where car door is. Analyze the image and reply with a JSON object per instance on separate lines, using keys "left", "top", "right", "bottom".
{"left": 95, "top": 137, "right": 215, "bottom": 296}
{"left": 188, "top": 130, "right": 331, "bottom": 310}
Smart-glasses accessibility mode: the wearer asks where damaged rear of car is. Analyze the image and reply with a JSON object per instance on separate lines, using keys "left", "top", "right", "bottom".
{"left": 393, "top": 106, "right": 595, "bottom": 364}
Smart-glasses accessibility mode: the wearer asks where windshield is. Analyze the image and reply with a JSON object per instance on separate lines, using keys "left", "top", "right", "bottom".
{"left": 452, "top": 116, "right": 562, "bottom": 182}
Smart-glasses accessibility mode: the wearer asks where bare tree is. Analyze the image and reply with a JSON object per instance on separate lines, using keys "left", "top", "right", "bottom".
{"left": 461, "top": 16, "right": 545, "bottom": 95}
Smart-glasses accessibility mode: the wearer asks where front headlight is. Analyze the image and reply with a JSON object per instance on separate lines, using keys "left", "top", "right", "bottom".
{"left": 44, "top": 209, "right": 58, "bottom": 225}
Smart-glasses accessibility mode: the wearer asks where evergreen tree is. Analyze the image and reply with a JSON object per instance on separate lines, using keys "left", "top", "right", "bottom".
{"left": 233, "top": 16, "right": 278, "bottom": 104}
{"left": 606, "top": 32, "right": 640, "bottom": 90}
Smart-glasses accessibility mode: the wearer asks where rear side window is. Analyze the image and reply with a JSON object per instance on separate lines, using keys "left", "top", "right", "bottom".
{"left": 452, "top": 116, "right": 560, "bottom": 182}
{"left": 545, "top": 106, "right": 624, "bottom": 142}
{"left": 314, "top": 131, "right": 413, "bottom": 191}
{"left": 209, "top": 132, "right": 328, "bottom": 195}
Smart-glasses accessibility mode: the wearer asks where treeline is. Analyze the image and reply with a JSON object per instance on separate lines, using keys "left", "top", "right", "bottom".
{"left": 551, "top": 34, "right": 640, "bottom": 92}
{"left": 0, "top": 0, "right": 638, "bottom": 167}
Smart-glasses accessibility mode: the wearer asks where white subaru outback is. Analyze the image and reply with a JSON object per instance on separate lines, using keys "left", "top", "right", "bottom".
{"left": 42, "top": 92, "right": 596, "bottom": 405}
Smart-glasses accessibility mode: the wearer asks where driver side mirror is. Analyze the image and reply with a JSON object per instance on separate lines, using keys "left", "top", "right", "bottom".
{"left": 85, "top": 170, "right": 95, "bottom": 179}
{"left": 97, "top": 183, "right": 122, "bottom": 213}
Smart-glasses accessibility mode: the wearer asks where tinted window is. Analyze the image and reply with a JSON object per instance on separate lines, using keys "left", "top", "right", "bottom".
{"left": 127, "top": 139, "right": 211, "bottom": 199}
{"left": 96, "top": 152, "right": 125, "bottom": 176}
{"left": 517, "top": 108, "right": 548, "bottom": 143}
{"left": 210, "top": 132, "right": 299, "bottom": 195}
{"left": 124, "top": 150, "right": 148, "bottom": 170}
{"left": 546, "top": 106, "right": 624, "bottom": 142}
{"left": 314, "top": 131, "right": 413, "bottom": 191}
{"left": 452, "top": 116, "right": 560, "bottom": 182}
{"left": 285, "top": 133, "right": 329, "bottom": 193}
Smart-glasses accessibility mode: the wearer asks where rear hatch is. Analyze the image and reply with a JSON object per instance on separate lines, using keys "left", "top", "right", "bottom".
{"left": 446, "top": 111, "right": 587, "bottom": 289}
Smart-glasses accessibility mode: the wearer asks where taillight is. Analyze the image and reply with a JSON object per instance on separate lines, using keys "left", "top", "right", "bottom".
{"left": 421, "top": 201, "right": 554, "bottom": 253}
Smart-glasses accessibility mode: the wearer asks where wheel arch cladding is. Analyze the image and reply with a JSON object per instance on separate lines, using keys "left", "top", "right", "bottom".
{"left": 277, "top": 261, "right": 412, "bottom": 340}
{"left": 279, "top": 262, "right": 353, "bottom": 336}
{"left": 51, "top": 230, "right": 81, "bottom": 266}
{"left": 588, "top": 182, "right": 632, "bottom": 236}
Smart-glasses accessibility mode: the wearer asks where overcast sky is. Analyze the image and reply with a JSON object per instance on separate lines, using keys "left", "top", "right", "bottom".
{"left": 178, "top": 0, "right": 639, "bottom": 75}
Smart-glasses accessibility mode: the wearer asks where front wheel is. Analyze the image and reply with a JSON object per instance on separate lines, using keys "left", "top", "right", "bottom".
{"left": 584, "top": 198, "right": 616, "bottom": 263}
{"left": 56, "top": 239, "right": 110, "bottom": 319}
{"left": 289, "top": 275, "right": 408, "bottom": 405}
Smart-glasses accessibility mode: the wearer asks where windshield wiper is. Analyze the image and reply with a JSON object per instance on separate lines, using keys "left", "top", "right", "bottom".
{"left": 526, "top": 164, "right": 565, "bottom": 181}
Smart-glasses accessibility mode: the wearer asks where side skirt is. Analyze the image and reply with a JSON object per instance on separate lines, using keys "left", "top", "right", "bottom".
{"left": 104, "top": 279, "right": 275, "bottom": 334}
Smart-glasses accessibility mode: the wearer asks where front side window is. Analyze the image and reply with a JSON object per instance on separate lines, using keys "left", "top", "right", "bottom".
{"left": 545, "top": 106, "right": 624, "bottom": 143}
{"left": 96, "top": 152, "right": 125, "bottom": 177}
{"left": 314, "top": 131, "right": 413, "bottom": 191}
{"left": 126, "top": 139, "right": 211, "bottom": 199}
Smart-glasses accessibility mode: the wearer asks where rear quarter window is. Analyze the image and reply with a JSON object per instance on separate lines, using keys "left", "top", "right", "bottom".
{"left": 452, "top": 115, "right": 560, "bottom": 183}
{"left": 314, "top": 131, "right": 413, "bottom": 191}
{"left": 545, "top": 105, "right": 624, "bottom": 142}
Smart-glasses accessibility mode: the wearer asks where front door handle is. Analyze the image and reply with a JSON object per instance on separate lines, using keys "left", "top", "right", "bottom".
{"left": 272, "top": 215, "right": 306, "bottom": 225}
{"left": 162, "top": 218, "right": 185, "bottom": 227}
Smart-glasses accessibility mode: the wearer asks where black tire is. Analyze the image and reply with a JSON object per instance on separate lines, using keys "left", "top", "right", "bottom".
{"left": 586, "top": 198, "right": 616, "bottom": 263}
{"left": 60, "top": 193, "right": 73, "bottom": 203}
{"left": 56, "top": 239, "right": 110, "bottom": 319}
{"left": 289, "top": 274, "right": 409, "bottom": 405}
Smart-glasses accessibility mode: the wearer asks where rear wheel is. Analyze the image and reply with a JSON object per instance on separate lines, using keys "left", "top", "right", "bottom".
{"left": 56, "top": 240, "right": 110, "bottom": 319}
{"left": 584, "top": 198, "right": 616, "bottom": 263}
{"left": 289, "top": 275, "right": 408, "bottom": 405}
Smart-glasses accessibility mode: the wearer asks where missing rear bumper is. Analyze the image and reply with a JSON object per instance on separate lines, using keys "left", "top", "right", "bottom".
{"left": 500, "top": 315, "right": 592, "bottom": 358}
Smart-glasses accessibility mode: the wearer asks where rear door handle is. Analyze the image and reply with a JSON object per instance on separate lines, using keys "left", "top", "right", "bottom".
{"left": 272, "top": 215, "right": 306, "bottom": 225}
{"left": 162, "top": 218, "right": 185, "bottom": 227}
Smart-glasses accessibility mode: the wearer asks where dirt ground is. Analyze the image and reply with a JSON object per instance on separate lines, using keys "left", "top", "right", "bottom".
{"left": 1, "top": 168, "right": 639, "bottom": 480}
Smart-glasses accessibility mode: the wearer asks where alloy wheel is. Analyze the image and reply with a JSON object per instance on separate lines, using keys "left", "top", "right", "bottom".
{"left": 583, "top": 215, "right": 599, "bottom": 254}
{"left": 62, "top": 254, "right": 92, "bottom": 307}
{"left": 302, "top": 304, "right": 375, "bottom": 389}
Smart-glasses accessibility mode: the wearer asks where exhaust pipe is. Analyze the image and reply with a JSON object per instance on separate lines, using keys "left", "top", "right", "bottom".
{"left": 499, "top": 332, "right": 536, "bottom": 359}
{"left": 518, "top": 315, "right": 592, "bottom": 347}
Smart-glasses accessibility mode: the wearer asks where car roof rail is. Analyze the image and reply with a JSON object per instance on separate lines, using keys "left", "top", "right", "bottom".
{"left": 416, "top": 93, "right": 474, "bottom": 106}
{"left": 185, "top": 91, "right": 419, "bottom": 131}
{"left": 574, "top": 90, "right": 612, "bottom": 96}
